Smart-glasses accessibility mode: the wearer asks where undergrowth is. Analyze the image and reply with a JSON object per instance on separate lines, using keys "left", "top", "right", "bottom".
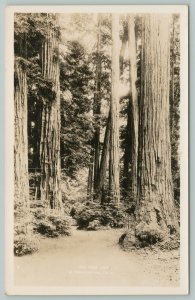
{"left": 33, "top": 209, "right": 72, "bottom": 238}
{"left": 72, "top": 201, "right": 125, "bottom": 230}
{"left": 14, "top": 233, "right": 39, "bottom": 256}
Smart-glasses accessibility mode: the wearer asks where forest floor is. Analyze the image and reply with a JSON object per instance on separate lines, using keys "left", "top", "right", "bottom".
{"left": 15, "top": 227, "right": 180, "bottom": 287}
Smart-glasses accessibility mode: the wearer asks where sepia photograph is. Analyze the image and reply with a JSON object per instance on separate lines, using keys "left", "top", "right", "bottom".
{"left": 5, "top": 5, "right": 188, "bottom": 295}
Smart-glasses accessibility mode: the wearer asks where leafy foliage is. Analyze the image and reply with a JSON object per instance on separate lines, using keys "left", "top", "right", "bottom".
{"left": 60, "top": 41, "right": 94, "bottom": 177}
{"left": 14, "top": 13, "right": 60, "bottom": 58}
{"left": 34, "top": 209, "right": 72, "bottom": 238}
{"left": 73, "top": 202, "right": 125, "bottom": 230}
{"left": 14, "top": 234, "right": 39, "bottom": 256}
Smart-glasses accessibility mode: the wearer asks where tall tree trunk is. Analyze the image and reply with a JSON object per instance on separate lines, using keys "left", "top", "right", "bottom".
{"left": 127, "top": 15, "right": 139, "bottom": 200}
{"left": 93, "top": 14, "right": 102, "bottom": 195}
{"left": 40, "top": 14, "right": 62, "bottom": 210}
{"left": 170, "top": 17, "right": 175, "bottom": 129}
{"left": 120, "top": 19, "right": 128, "bottom": 75}
{"left": 87, "top": 145, "right": 94, "bottom": 201}
{"left": 122, "top": 103, "right": 131, "bottom": 198}
{"left": 109, "top": 14, "right": 120, "bottom": 205}
{"left": 170, "top": 15, "right": 180, "bottom": 204}
{"left": 96, "top": 111, "right": 111, "bottom": 202}
{"left": 14, "top": 57, "right": 30, "bottom": 233}
{"left": 136, "top": 14, "right": 178, "bottom": 241}
{"left": 120, "top": 36, "right": 127, "bottom": 75}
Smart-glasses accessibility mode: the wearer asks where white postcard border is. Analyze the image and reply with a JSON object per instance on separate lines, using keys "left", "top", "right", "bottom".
{"left": 5, "top": 5, "right": 188, "bottom": 295}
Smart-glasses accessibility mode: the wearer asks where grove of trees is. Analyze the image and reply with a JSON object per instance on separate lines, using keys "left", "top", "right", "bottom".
{"left": 14, "top": 12, "right": 180, "bottom": 256}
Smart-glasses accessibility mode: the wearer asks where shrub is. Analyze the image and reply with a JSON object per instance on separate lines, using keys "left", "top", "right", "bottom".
{"left": 76, "top": 206, "right": 102, "bottom": 229}
{"left": 159, "top": 233, "right": 180, "bottom": 250}
{"left": 34, "top": 210, "right": 72, "bottom": 238}
{"left": 36, "top": 220, "right": 59, "bottom": 238}
{"left": 101, "top": 205, "right": 125, "bottom": 228}
{"left": 87, "top": 220, "right": 101, "bottom": 231}
{"left": 135, "top": 222, "right": 164, "bottom": 246}
{"left": 48, "top": 214, "right": 72, "bottom": 236}
{"left": 120, "top": 227, "right": 180, "bottom": 250}
{"left": 74, "top": 202, "right": 125, "bottom": 230}
{"left": 14, "top": 234, "right": 39, "bottom": 256}
{"left": 33, "top": 209, "right": 46, "bottom": 220}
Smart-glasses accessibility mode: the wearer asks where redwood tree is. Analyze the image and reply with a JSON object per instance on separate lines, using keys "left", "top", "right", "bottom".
{"left": 14, "top": 14, "right": 31, "bottom": 233}
{"left": 93, "top": 14, "right": 102, "bottom": 195}
{"left": 40, "top": 14, "right": 62, "bottom": 210}
{"left": 109, "top": 14, "right": 120, "bottom": 205}
{"left": 14, "top": 56, "right": 30, "bottom": 233}
{"left": 136, "top": 14, "right": 178, "bottom": 241}
{"left": 170, "top": 14, "right": 180, "bottom": 204}
{"left": 127, "top": 15, "right": 139, "bottom": 200}
{"left": 87, "top": 144, "right": 94, "bottom": 201}
{"left": 96, "top": 111, "right": 111, "bottom": 203}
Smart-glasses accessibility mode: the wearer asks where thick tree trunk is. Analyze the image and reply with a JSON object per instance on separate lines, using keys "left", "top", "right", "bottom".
{"left": 14, "top": 58, "right": 30, "bottom": 233}
{"left": 93, "top": 14, "right": 102, "bottom": 194}
{"left": 40, "top": 14, "right": 62, "bottom": 210}
{"left": 127, "top": 15, "right": 139, "bottom": 200}
{"left": 136, "top": 14, "right": 178, "bottom": 242}
{"left": 109, "top": 14, "right": 120, "bottom": 205}
{"left": 170, "top": 15, "right": 180, "bottom": 204}
{"left": 170, "top": 17, "right": 175, "bottom": 127}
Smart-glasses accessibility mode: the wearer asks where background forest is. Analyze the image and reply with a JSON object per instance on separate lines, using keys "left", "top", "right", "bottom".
{"left": 14, "top": 12, "right": 180, "bottom": 256}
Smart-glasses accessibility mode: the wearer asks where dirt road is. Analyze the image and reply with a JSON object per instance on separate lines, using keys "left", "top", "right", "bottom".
{"left": 15, "top": 227, "right": 179, "bottom": 287}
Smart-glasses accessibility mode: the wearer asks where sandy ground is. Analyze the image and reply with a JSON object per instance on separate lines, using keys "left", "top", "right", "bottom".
{"left": 14, "top": 227, "right": 180, "bottom": 287}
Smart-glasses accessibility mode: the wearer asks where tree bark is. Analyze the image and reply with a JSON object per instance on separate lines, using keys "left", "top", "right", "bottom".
{"left": 96, "top": 111, "right": 111, "bottom": 202}
{"left": 87, "top": 145, "right": 94, "bottom": 201}
{"left": 120, "top": 20, "right": 128, "bottom": 75}
{"left": 170, "top": 15, "right": 180, "bottom": 204}
{"left": 93, "top": 14, "right": 102, "bottom": 194}
{"left": 122, "top": 104, "right": 131, "bottom": 197}
{"left": 14, "top": 57, "right": 30, "bottom": 233}
{"left": 127, "top": 15, "right": 139, "bottom": 200}
{"left": 136, "top": 14, "right": 178, "bottom": 241}
{"left": 120, "top": 36, "right": 127, "bottom": 75}
{"left": 109, "top": 14, "right": 120, "bottom": 205}
{"left": 40, "top": 14, "right": 62, "bottom": 210}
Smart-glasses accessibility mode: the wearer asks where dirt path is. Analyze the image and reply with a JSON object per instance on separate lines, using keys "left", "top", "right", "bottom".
{"left": 15, "top": 227, "right": 179, "bottom": 287}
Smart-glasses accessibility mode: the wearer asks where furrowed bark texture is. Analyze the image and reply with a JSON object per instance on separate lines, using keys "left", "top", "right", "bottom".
{"left": 128, "top": 15, "right": 139, "bottom": 200}
{"left": 170, "top": 15, "right": 180, "bottom": 204}
{"left": 110, "top": 14, "right": 120, "bottom": 205}
{"left": 93, "top": 14, "right": 102, "bottom": 194}
{"left": 40, "top": 14, "right": 62, "bottom": 210}
{"left": 137, "top": 14, "right": 178, "bottom": 238}
{"left": 14, "top": 58, "right": 30, "bottom": 233}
